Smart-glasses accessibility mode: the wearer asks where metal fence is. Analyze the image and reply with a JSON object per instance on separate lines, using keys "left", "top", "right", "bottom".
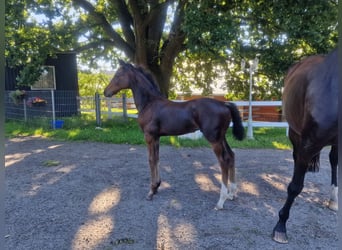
{"left": 5, "top": 90, "right": 288, "bottom": 130}
{"left": 5, "top": 90, "right": 79, "bottom": 128}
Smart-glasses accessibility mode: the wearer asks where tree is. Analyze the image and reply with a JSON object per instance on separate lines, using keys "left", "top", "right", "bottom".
{"left": 176, "top": 0, "right": 338, "bottom": 100}
{"left": 6, "top": 0, "right": 338, "bottom": 99}
{"left": 78, "top": 71, "right": 110, "bottom": 96}
{"left": 71, "top": 0, "right": 188, "bottom": 97}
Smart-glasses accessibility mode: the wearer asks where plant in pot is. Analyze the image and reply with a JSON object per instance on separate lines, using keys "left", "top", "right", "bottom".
{"left": 9, "top": 90, "right": 27, "bottom": 105}
{"left": 26, "top": 97, "right": 47, "bottom": 107}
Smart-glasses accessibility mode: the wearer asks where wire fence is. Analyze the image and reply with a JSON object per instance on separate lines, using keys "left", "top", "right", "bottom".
{"left": 5, "top": 90, "right": 287, "bottom": 130}
{"left": 5, "top": 90, "right": 79, "bottom": 128}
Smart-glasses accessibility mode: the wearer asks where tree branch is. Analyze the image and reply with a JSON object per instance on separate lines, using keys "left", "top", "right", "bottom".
{"left": 71, "top": 40, "right": 115, "bottom": 53}
{"left": 112, "top": 0, "right": 135, "bottom": 49}
{"left": 72, "top": 0, "right": 135, "bottom": 58}
{"left": 160, "top": 0, "right": 186, "bottom": 69}
{"left": 145, "top": 1, "right": 169, "bottom": 65}
{"left": 128, "top": 0, "right": 147, "bottom": 64}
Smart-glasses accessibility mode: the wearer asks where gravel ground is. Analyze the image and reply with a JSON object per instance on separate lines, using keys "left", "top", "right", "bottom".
{"left": 5, "top": 136, "right": 337, "bottom": 250}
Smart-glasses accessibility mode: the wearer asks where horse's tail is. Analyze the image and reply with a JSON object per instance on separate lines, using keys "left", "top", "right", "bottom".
{"left": 225, "top": 102, "right": 245, "bottom": 141}
{"left": 308, "top": 154, "right": 320, "bottom": 172}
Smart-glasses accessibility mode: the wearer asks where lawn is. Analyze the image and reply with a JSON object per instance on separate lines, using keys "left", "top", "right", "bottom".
{"left": 5, "top": 115, "right": 291, "bottom": 149}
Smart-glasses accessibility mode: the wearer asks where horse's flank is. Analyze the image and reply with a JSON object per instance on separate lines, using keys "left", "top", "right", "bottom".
{"left": 282, "top": 54, "right": 325, "bottom": 135}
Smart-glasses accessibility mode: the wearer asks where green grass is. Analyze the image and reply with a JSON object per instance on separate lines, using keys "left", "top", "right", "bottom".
{"left": 5, "top": 115, "right": 291, "bottom": 149}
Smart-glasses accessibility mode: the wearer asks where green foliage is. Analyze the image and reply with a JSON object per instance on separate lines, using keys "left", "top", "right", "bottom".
{"left": 5, "top": 0, "right": 337, "bottom": 99}
{"left": 5, "top": 0, "right": 76, "bottom": 86}
{"left": 78, "top": 71, "right": 133, "bottom": 97}
{"left": 177, "top": 0, "right": 338, "bottom": 100}
{"left": 78, "top": 71, "right": 111, "bottom": 96}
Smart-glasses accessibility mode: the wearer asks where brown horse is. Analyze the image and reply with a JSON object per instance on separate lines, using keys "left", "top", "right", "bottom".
{"left": 104, "top": 60, "right": 245, "bottom": 209}
{"left": 272, "top": 49, "right": 338, "bottom": 243}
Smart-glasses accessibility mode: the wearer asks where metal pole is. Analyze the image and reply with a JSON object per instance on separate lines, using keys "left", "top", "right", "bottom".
{"left": 23, "top": 97, "right": 27, "bottom": 122}
{"left": 247, "top": 69, "right": 254, "bottom": 139}
{"left": 51, "top": 90, "right": 56, "bottom": 129}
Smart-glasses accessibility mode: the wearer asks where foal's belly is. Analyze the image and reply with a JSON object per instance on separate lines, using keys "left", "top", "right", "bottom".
{"left": 158, "top": 112, "right": 198, "bottom": 136}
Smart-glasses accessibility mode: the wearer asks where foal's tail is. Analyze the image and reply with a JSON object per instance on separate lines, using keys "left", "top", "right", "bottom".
{"left": 225, "top": 102, "right": 245, "bottom": 141}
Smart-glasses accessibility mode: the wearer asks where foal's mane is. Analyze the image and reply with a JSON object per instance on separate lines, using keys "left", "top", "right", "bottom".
{"left": 131, "top": 65, "right": 163, "bottom": 97}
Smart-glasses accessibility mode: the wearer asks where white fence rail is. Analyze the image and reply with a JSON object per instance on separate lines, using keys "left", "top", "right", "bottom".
{"left": 77, "top": 95, "right": 288, "bottom": 129}
{"left": 230, "top": 101, "right": 288, "bottom": 129}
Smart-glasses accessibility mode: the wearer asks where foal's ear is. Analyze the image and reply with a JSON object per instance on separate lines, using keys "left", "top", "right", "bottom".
{"left": 118, "top": 59, "right": 126, "bottom": 66}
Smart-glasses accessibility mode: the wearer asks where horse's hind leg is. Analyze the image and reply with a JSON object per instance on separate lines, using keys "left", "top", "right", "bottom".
{"left": 145, "top": 133, "right": 161, "bottom": 200}
{"left": 273, "top": 128, "right": 306, "bottom": 243}
{"left": 211, "top": 138, "right": 236, "bottom": 210}
{"left": 273, "top": 156, "right": 307, "bottom": 243}
{"left": 328, "top": 145, "right": 338, "bottom": 211}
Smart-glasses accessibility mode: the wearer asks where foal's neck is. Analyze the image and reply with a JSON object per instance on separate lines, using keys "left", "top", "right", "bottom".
{"left": 130, "top": 76, "right": 164, "bottom": 113}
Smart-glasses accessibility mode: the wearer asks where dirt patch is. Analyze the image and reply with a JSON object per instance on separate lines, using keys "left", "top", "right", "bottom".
{"left": 5, "top": 136, "right": 337, "bottom": 249}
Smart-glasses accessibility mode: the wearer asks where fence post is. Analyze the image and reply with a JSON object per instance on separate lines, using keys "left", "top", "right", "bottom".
{"left": 122, "top": 94, "right": 127, "bottom": 122}
{"left": 23, "top": 97, "right": 27, "bottom": 122}
{"left": 107, "top": 97, "right": 112, "bottom": 119}
{"left": 95, "top": 92, "right": 101, "bottom": 127}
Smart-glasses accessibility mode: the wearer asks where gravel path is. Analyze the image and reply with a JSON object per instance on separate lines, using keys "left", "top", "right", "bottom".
{"left": 5, "top": 136, "right": 337, "bottom": 249}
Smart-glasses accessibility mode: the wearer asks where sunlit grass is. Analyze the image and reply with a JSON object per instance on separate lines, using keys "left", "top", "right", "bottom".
{"left": 272, "top": 141, "right": 291, "bottom": 150}
{"left": 5, "top": 116, "right": 292, "bottom": 149}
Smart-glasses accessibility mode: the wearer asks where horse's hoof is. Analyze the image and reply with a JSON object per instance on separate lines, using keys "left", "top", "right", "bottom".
{"left": 272, "top": 230, "right": 288, "bottom": 244}
{"left": 328, "top": 200, "right": 338, "bottom": 211}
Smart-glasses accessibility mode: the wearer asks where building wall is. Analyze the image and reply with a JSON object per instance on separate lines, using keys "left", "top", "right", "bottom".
{"left": 5, "top": 53, "right": 79, "bottom": 118}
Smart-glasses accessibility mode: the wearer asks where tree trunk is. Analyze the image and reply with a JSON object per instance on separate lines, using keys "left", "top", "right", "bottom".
{"left": 129, "top": 1, "right": 186, "bottom": 98}
{"left": 72, "top": 0, "right": 186, "bottom": 98}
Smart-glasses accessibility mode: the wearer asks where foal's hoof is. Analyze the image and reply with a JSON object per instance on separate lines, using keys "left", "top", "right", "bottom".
{"left": 328, "top": 200, "right": 338, "bottom": 211}
{"left": 146, "top": 192, "right": 154, "bottom": 200}
{"left": 214, "top": 205, "right": 224, "bottom": 210}
{"left": 146, "top": 180, "right": 161, "bottom": 201}
{"left": 227, "top": 193, "right": 235, "bottom": 201}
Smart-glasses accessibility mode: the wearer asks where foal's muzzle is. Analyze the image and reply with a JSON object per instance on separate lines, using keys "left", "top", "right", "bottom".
{"left": 103, "top": 89, "right": 114, "bottom": 97}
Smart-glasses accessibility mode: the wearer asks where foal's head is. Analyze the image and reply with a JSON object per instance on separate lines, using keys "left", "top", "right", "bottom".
{"left": 104, "top": 60, "right": 133, "bottom": 97}
{"left": 104, "top": 60, "right": 162, "bottom": 98}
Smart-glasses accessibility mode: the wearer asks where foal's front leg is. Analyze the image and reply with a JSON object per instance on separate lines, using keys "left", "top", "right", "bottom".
{"left": 145, "top": 133, "right": 161, "bottom": 200}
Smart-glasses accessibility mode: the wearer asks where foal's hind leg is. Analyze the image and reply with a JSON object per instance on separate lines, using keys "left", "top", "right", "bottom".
{"left": 224, "top": 139, "right": 237, "bottom": 200}
{"left": 328, "top": 145, "right": 338, "bottom": 211}
{"left": 211, "top": 139, "right": 236, "bottom": 210}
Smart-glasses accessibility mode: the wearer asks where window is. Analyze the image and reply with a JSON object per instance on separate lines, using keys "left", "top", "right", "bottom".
{"left": 31, "top": 66, "right": 56, "bottom": 90}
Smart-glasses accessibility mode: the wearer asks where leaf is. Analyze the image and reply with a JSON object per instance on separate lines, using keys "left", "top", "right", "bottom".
{"left": 42, "top": 160, "right": 60, "bottom": 167}
{"left": 111, "top": 238, "right": 135, "bottom": 245}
